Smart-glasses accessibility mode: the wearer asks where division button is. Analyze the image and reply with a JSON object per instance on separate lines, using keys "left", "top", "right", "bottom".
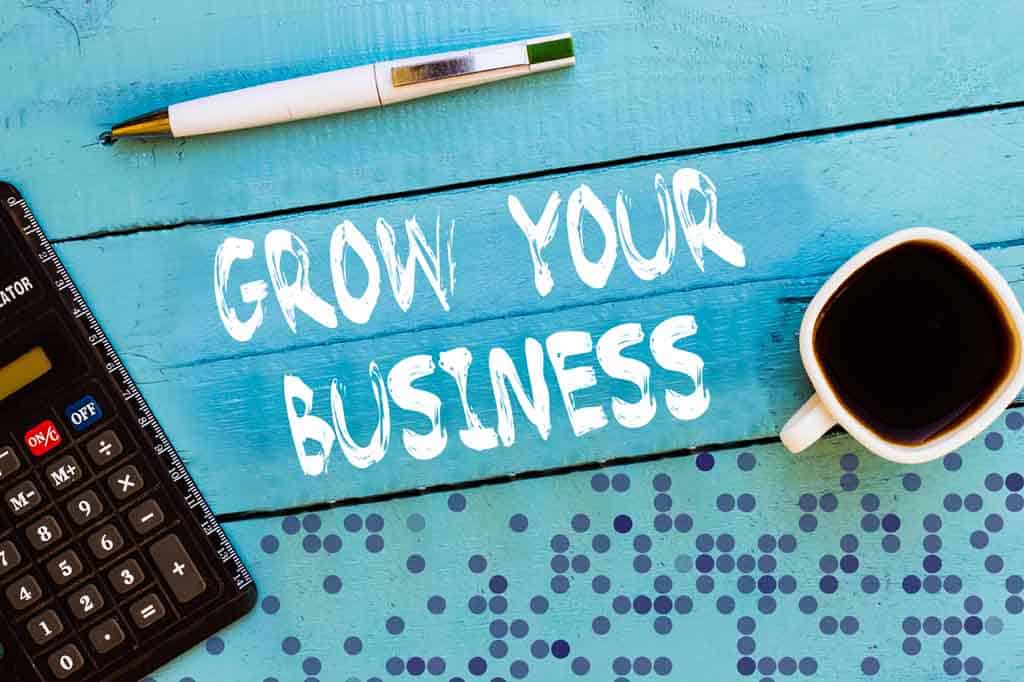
{"left": 86, "top": 429, "right": 124, "bottom": 467}
{"left": 47, "top": 643, "right": 85, "bottom": 679}
{"left": 128, "top": 499, "right": 165, "bottom": 535}
{"left": 129, "top": 592, "right": 166, "bottom": 630}
{"left": 149, "top": 534, "right": 207, "bottom": 604}
{"left": 88, "top": 617, "right": 126, "bottom": 654}
{"left": 0, "top": 446, "right": 21, "bottom": 481}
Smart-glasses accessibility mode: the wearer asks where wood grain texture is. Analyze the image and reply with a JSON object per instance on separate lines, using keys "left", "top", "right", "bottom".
{"left": 146, "top": 422, "right": 1024, "bottom": 681}
{"left": 1, "top": 0, "right": 1023, "bottom": 238}
{"left": 50, "top": 107, "right": 1024, "bottom": 514}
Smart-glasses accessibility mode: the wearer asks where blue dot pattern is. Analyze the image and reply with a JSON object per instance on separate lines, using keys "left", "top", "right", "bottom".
{"left": 146, "top": 414, "right": 1024, "bottom": 680}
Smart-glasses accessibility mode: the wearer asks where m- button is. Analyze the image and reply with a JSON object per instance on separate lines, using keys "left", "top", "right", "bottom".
{"left": 5, "top": 479, "right": 42, "bottom": 517}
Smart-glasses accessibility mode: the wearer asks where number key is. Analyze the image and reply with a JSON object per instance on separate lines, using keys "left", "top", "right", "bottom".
{"left": 108, "top": 557, "right": 145, "bottom": 594}
{"left": 0, "top": 539, "right": 22, "bottom": 578}
{"left": 28, "top": 608, "right": 64, "bottom": 646}
{"left": 26, "top": 515, "right": 63, "bottom": 552}
{"left": 67, "top": 490, "right": 104, "bottom": 526}
{"left": 108, "top": 464, "right": 144, "bottom": 501}
{"left": 5, "top": 573, "right": 43, "bottom": 611}
{"left": 88, "top": 617, "right": 126, "bottom": 654}
{"left": 87, "top": 524, "right": 124, "bottom": 561}
{"left": 46, "top": 549, "right": 84, "bottom": 587}
{"left": 47, "top": 642, "right": 85, "bottom": 680}
{"left": 67, "top": 584, "right": 104, "bottom": 621}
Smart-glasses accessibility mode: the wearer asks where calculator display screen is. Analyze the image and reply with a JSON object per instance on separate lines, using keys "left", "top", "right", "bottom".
{"left": 0, "top": 345, "right": 52, "bottom": 400}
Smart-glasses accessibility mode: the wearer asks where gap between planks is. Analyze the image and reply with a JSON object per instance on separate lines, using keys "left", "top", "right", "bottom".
{"left": 56, "top": 98, "right": 1024, "bottom": 247}
{"left": 216, "top": 397, "right": 1024, "bottom": 524}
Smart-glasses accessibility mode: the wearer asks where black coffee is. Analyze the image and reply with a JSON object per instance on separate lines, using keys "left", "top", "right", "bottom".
{"left": 814, "top": 241, "right": 1017, "bottom": 445}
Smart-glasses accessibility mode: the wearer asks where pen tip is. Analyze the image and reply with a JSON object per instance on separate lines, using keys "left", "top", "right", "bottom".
{"left": 98, "top": 130, "right": 117, "bottom": 146}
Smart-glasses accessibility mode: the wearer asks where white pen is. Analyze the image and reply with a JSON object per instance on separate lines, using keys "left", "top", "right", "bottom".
{"left": 101, "top": 33, "right": 574, "bottom": 142}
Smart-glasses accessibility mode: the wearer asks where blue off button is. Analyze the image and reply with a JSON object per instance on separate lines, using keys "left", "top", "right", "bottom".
{"left": 65, "top": 395, "right": 103, "bottom": 432}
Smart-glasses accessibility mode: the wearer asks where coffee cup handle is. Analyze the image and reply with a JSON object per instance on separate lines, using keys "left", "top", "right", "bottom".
{"left": 780, "top": 393, "right": 837, "bottom": 454}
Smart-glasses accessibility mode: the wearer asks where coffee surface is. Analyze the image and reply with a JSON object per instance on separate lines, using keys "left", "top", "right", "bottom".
{"left": 814, "top": 241, "right": 1016, "bottom": 445}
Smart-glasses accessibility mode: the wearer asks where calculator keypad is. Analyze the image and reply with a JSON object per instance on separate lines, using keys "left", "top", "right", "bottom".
{"left": 0, "top": 188, "right": 256, "bottom": 682}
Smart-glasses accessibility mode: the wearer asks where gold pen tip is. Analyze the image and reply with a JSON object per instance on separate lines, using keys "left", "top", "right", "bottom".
{"left": 98, "top": 130, "right": 117, "bottom": 146}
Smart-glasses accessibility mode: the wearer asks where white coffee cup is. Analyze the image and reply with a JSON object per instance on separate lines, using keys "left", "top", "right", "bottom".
{"left": 780, "top": 227, "right": 1024, "bottom": 464}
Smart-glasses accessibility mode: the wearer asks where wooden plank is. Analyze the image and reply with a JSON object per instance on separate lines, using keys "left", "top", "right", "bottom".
{"left": 2, "top": 0, "right": 1024, "bottom": 238}
{"left": 53, "top": 108, "right": 1024, "bottom": 514}
{"left": 149, "top": 417, "right": 1024, "bottom": 680}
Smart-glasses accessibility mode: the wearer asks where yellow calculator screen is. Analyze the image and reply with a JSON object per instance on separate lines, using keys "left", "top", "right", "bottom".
{"left": 0, "top": 346, "right": 52, "bottom": 401}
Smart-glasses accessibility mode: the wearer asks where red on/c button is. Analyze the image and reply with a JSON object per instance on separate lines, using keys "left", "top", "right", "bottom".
{"left": 25, "top": 419, "right": 62, "bottom": 457}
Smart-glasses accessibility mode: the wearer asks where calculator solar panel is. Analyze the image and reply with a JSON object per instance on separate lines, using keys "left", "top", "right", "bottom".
{"left": 0, "top": 183, "right": 257, "bottom": 681}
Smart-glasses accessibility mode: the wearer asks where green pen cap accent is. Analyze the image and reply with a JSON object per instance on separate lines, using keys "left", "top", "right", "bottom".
{"left": 527, "top": 36, "right": 574, "bottom": 65}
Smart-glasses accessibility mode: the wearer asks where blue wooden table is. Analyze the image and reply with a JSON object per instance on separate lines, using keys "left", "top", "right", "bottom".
{"left": 4, "top": 1, "right": 1024, "bottom": 680}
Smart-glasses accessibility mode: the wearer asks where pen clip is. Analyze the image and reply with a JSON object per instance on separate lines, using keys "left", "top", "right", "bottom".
{"left": 390, "top": 44, "right": 528, "bottom": 87}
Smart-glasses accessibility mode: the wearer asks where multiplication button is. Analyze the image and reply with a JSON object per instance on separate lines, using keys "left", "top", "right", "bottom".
{"left": 108, "top": 464, "right": 144, "bottom": 501}
{"left": 0, "top": 446, "right": 21, "bottom": 482}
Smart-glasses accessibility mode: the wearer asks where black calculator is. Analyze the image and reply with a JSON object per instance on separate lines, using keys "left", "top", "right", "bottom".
{"left": 0, "top": 183, "right": 257, "bottom": 681}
